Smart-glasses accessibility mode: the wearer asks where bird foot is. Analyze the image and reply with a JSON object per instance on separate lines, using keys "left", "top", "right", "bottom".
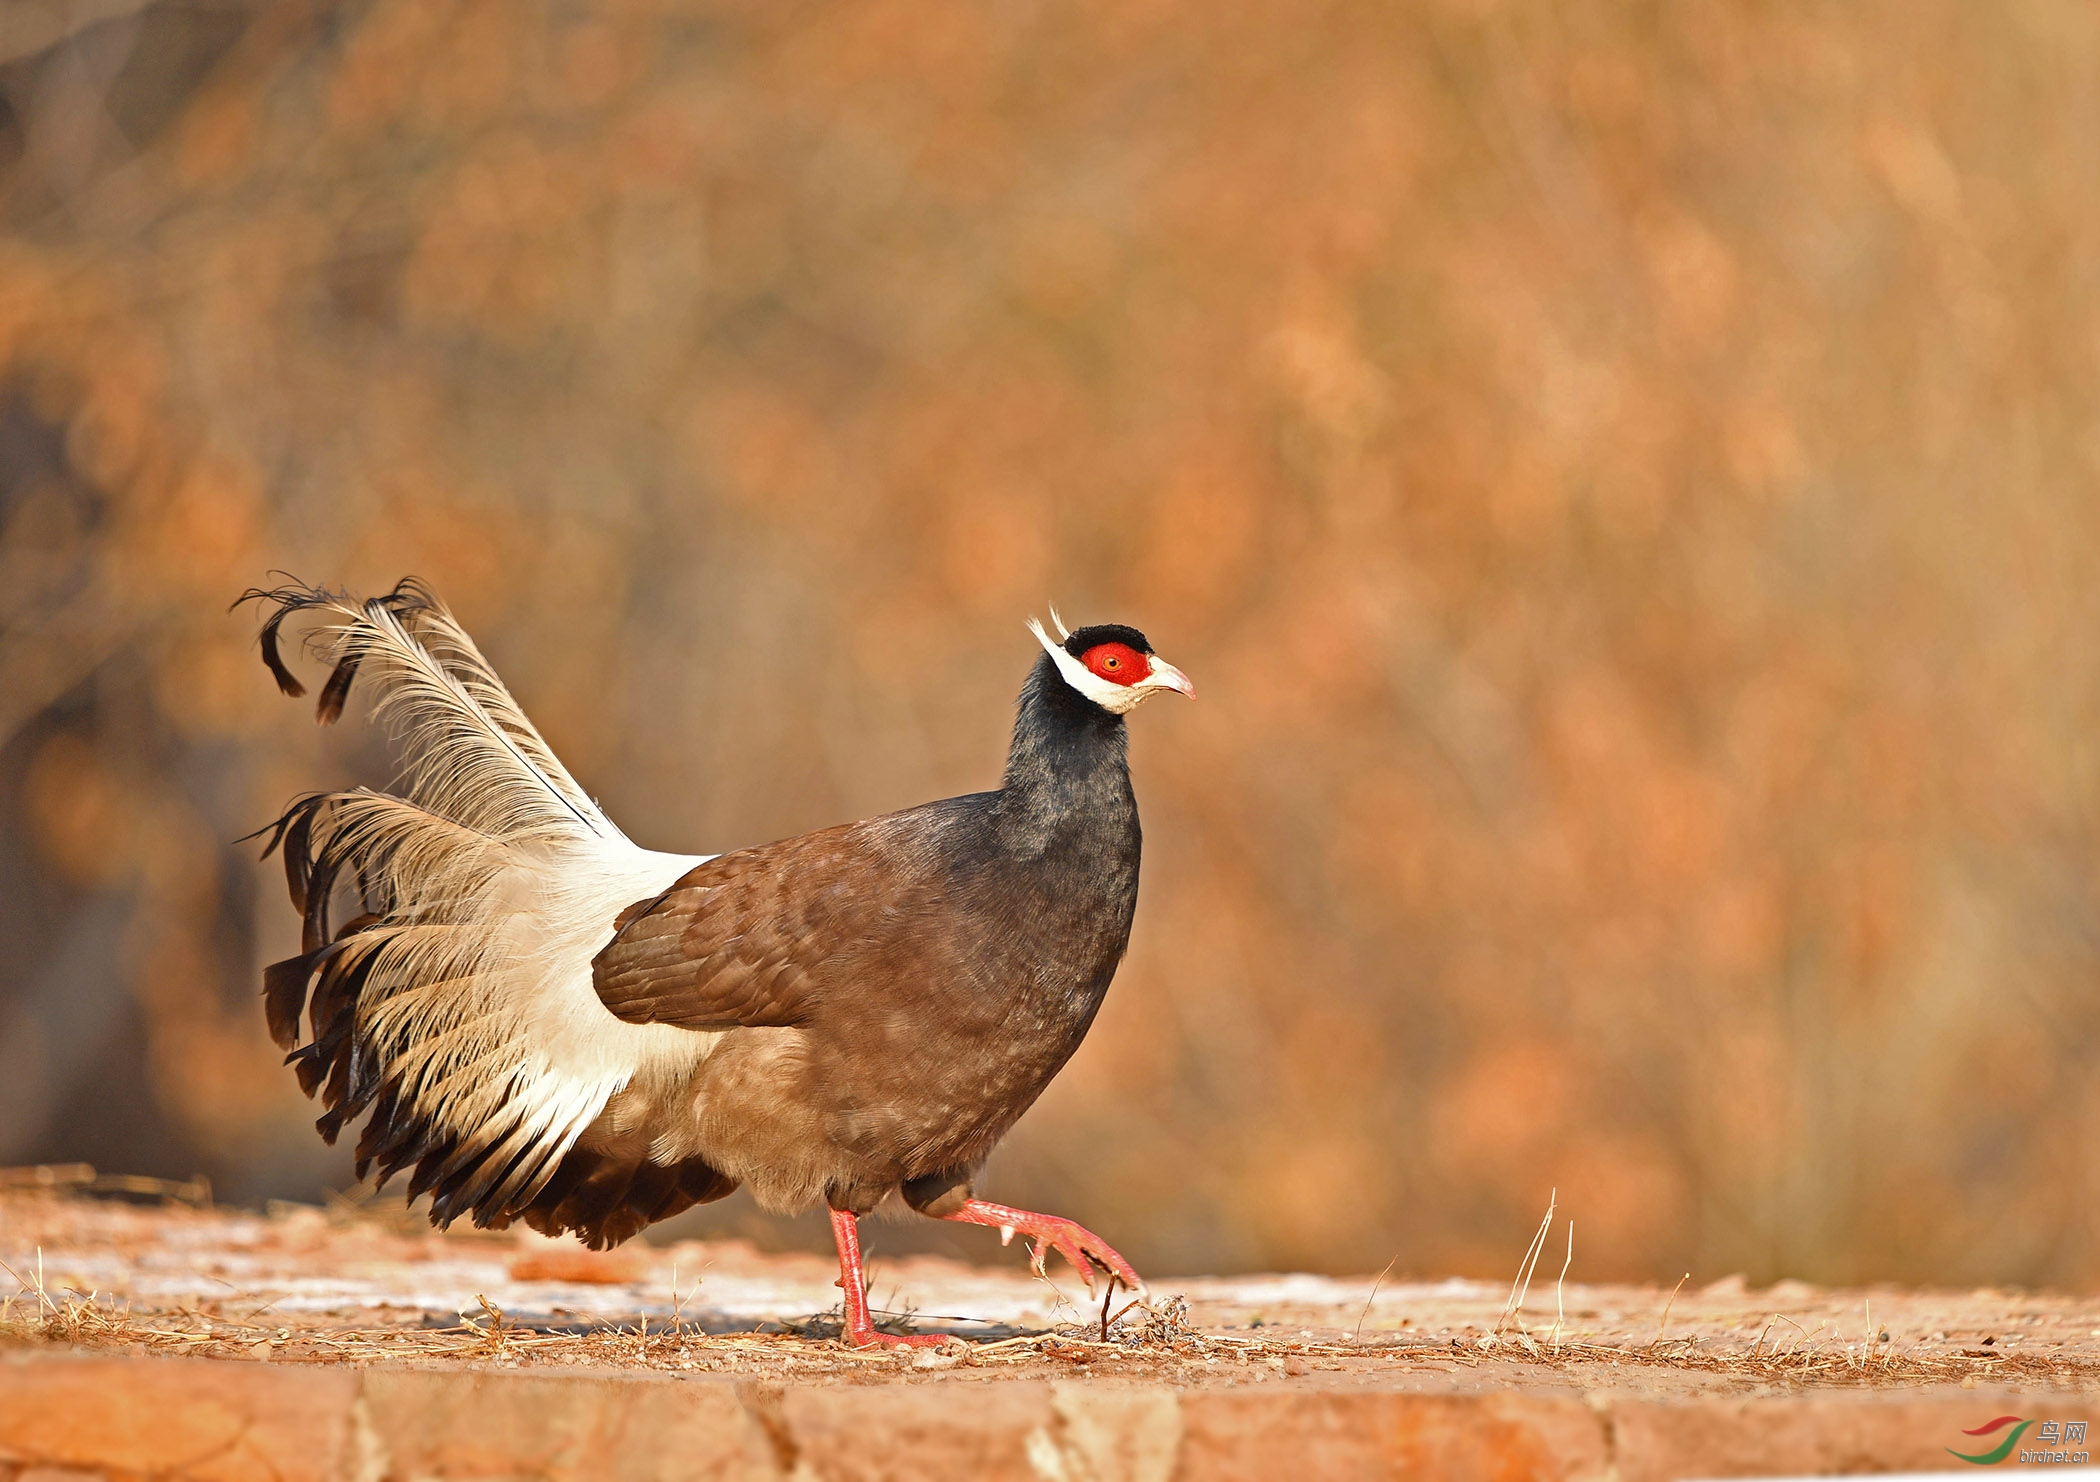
{"left": 943, "top": 1199, "right": 1145, "bottom": 1296}
{"left": 828, "top": 1206, "right": 959, "bottom": 1350}
{"left": 839, "top": 1320, "right": 954, "bottom": 1351}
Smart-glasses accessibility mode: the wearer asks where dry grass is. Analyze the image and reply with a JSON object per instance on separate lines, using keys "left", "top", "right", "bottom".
{"left": 6, "top": 1183, "right": 2097, "bottom": 1391}
{"left": 5, "top": 1267, "right": 2092, "bottom": 1390}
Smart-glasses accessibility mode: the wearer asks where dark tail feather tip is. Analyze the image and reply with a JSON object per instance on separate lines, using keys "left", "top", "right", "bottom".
{"left": 234, "top": 588, "right": 312, "bottom": 700}
{"left": 314, "top": 654, "right": 361, "bottom": 725}
{"left": 261, "top": 954, "right": 315, "bottom": 1051}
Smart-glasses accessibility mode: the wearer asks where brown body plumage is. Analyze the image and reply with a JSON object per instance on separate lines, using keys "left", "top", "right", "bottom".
{"left": 243, "top": 579, "right": 1190, "bottom": 1341}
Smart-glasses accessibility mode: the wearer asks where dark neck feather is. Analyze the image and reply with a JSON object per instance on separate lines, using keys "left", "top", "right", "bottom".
{"left": 995, "top": 653, "right": 1134, "bottom": 851}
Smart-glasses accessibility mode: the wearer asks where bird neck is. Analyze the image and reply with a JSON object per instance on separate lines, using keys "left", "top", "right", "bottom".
{"left": 995, "top": 655, "right": 1135, "bottom": 851}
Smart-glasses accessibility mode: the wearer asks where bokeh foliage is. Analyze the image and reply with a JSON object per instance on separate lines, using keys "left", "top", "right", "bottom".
{"left": 3, "top": 0, "right": 2099, "bottom": 1286}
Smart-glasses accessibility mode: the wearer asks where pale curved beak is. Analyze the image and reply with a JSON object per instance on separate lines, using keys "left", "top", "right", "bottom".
{"left": 1142, "top": 657, "right": 1195, "bottom": 698}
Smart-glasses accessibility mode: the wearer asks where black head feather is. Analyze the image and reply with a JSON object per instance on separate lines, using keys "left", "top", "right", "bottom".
{"left": 1062, "top": 623, "right": 1151, "bottom": 657}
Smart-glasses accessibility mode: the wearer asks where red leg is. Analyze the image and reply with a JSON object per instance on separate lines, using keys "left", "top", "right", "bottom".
{"left": 939, "top": 1199, "right": 1144, "bottom": 1295}
{"left": 828, "top": 1208, "right": 948, "bottom": 1349}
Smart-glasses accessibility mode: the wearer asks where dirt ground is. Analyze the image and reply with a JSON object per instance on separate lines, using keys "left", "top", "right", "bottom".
{"left": 4, "top": 1174, "right": 2097, "bottom": 1400}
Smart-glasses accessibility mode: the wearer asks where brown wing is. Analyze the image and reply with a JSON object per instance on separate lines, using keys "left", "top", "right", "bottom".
{"left": 590, "top": 819, "right": 910, "bottom": 1031}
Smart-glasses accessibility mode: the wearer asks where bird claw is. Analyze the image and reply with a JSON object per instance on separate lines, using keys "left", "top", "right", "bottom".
{"left": 1018, "top": 1216, "right": 1140, "bottom": 1295}
{"left": 942, "top": 1200, "right": 1145, "bottom": 1297}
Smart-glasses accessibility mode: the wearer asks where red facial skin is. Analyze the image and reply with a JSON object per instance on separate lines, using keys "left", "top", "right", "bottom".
{"left": 1080, "top": 642, "right": 1150, "bottom": 687}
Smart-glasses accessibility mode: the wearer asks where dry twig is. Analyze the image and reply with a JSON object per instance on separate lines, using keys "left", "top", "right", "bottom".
{"left": 1354, "top": 1256, "right": 1398, "bottom": 1346}
{"left": 1548, "top": 1221, "right": 1574, "bottom": 1353}
{"left": 1491, "top": 1189, "right": 1557, "bottom": 1343}
{"left": 1649, "top": 1271, "right": 1689, "bottom": 1352}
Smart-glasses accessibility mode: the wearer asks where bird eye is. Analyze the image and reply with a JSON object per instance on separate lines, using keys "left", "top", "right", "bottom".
{"left": 1081, "top": 642, "right": 1143, "bottom": 685}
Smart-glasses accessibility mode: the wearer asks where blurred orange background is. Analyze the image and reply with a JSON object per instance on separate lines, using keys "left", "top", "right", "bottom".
{"left": 2, "top": 0, "right": 2098, "bottom": 1289}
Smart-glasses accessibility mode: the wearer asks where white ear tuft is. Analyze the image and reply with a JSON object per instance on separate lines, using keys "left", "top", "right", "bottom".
{"left": 1047, "top": 603, "right": 1071, "bottom": 641}
{"left": 1025, "top": 614, "right": 1064, "bottom": 660}
{"left": 1026, "top": 611, "right": 1150, "bottom": 713}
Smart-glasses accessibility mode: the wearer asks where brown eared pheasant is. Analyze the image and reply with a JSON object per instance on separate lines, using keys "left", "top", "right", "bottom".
{"left": 238, "top": 579, "right": 1190, "bottom": 1348}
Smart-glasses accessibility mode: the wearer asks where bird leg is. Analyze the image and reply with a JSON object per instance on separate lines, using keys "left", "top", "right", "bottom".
{"left": 827, "top": 1208, "right": 948, "bottom": 1349}
{"left": 939, "top": 1199, "right": 1144, "bottom": 1296}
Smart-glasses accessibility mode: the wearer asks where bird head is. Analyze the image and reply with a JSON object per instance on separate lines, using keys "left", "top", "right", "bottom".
{"left": 1026, "top": 606, "right": 1194, "bottom": 715}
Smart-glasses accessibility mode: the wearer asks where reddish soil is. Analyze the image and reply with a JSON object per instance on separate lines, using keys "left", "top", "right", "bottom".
{"left": 4, "top": 1185, "right": 2098, "bottom": 1478}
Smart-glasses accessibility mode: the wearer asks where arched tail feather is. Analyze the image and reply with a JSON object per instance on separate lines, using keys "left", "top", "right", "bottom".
{"left": 242, "top": 578, "right": 723, "bottom": 1243}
